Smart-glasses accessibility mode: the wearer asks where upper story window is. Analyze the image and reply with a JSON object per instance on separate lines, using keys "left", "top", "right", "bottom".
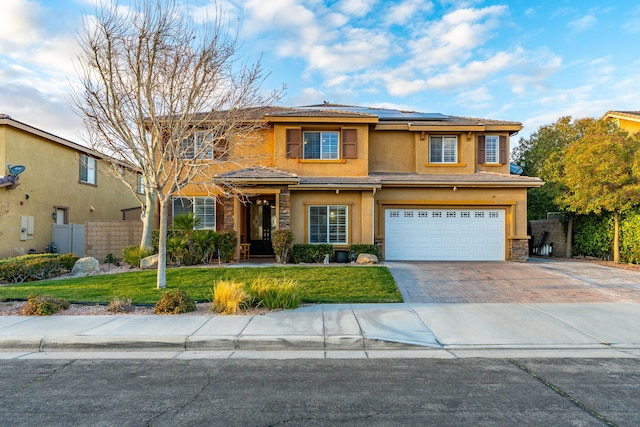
{"left": 136, "top": 173, "right": 145, "bottom": 194}
{"left": 172, "top": 196, "right": 216, "bottom": 230}
{"left": 303, "top": 131, "right": 339, "bottom": 159}
{"left": 180, "top": 131, "right": 228, "bottom": 160}
{"left": 286, "top": 128, "right": 357, "bottom": 160}
{"left": 484, "top": 136, "right": 499, "bottom": 164}
{"left": 80, "top": 154, "right": 96, "bottom": 185}
{"left": 478, "top": 135, "right": 507, "bottom": 165}
{"left": 429, "top": 136, "right": 458, "bottom": 164}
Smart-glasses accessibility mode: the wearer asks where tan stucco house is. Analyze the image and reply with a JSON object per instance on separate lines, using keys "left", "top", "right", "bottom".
{"left": 172, "top": 104, "right": 543, "bottom": 261}
{"left": 0, "top": 114, "right": 142, "bottom": 258}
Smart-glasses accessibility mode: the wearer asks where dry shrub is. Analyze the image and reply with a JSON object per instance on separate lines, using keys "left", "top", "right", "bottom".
{"left": 22, "top": 294, "right": 70, "bottom": 316}
{"left": 211, "top": 280, "right": 249, "bottom": 314}
{"left": 108, "top": 296, "right": 133, "bottom": 313}
{"left": 154, "top": 289, "right": 196, "bottom": 314}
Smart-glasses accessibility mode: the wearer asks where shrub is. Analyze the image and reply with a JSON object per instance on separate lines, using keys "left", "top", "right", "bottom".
{"left": 165, "top": 236, "right": 187, "bottom": 265}
{"left": 58, "top": 253, "right": 80, "bottom": 271}
{"left": 248, "top": 277, "right": 301, "bottom": 310}
{"left": 620, "top": 210, "right": 640, "bottom": 264}
{"left": 122, "top": 246, "right": 153, "bottom": 268}
{"left": 104, "top": 253, "right": 118, "bottom": 266}
{"left": 108, "top": 296, "right": 133, "bottom": 313}
{"left": 211, "top": 280, "right": 249, "bottom": 314}
{"left": 22, "top": 294, "right": 70, "bottom": 316}
{"left": 349, "top": 244, "right": 380, "bottom": 258}
{"left": 272, "top": 230, "right": 294, "bottom": 264}
{"left": 172, "top": 213, "right": 201, "bottom": 233}
{"left": 292, "top": 244, "right": 334, "bottom": 263}
{"left": 154, "top": 289, "right": 196, "bottom": 314}
{"left": 216, "top": 231, "right": 238, "bottom": 262}
{"left": 0, "top": 254, "right": 74, "bottom": 283}
{"left": 192, "top": 230, "right": 218, "bottom": 264}
{"left": 573, "top": 214, "right": 614, "bottom": 259}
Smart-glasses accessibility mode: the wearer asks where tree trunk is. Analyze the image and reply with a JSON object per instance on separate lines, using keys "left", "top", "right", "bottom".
{"left": 613, "top": 210, "right": 620, "bottom": 263}
{"left": 565, "top": 213, "right": 573, "bottom": 258}
{"left": 156, "top": 197, "right": 169, "bottom": 289}
{"left": 140, "top": 189, "right": 157, "bottom": 250}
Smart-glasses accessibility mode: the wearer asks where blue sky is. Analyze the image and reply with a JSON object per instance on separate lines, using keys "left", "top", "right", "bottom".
{"left": 1, "top": 0, "right": 639, "bottom": 149}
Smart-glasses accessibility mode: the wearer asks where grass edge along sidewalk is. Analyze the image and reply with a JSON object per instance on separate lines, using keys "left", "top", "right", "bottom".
{"left": 0, "top": 266, "right": 401, "bottom": 305}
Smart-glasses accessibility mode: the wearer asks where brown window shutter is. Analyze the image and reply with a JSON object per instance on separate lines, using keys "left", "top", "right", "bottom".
{"left": 477, "top": 135, "right": 486, "bottom": 164}
{"left": 286, "top": 128, "right": 302, "bottom": 159}
{"left": 342, "top": 128, "right": 357, "bottom": 159}
{"left": 499, "top": 135, "right": 507, "bottom": 164}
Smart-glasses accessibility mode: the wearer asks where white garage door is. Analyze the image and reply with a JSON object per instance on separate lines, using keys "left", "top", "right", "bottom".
{"left": 385, "top": 209, "right": 505, "bottom": 261}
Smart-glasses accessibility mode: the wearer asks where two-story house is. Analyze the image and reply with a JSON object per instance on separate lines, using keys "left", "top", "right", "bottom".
{"left": 0, "top": 114, "right": 142, "bottom": 258}
{"left": 171, "top": 104, "right": 543, "bottom": 261}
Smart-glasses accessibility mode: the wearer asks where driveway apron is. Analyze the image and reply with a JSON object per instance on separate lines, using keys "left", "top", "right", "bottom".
{"left": 385, "top": 260, "right": 640, "bottom": 304}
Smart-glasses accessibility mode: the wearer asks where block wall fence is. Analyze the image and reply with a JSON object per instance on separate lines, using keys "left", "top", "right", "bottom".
{"left": 85, "top": 220, "right": 143, "bottom": 261}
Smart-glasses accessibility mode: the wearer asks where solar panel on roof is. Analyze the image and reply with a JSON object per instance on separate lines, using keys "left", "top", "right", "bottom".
{"left": 298, "top": 105, "right": 448, "bottom": 120}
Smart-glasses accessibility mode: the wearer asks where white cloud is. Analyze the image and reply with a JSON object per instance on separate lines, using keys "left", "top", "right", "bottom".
{"left": 407, "top": 5, "right": 508, "bottom": 69}
{"left": 568, "top": 15, "right": 597, "bottom": 32}
{"left": 0, "top": 0, "right": 44, "bottom": 52}
{"left": 384, "top": 0, "right": 434, "bottom": 26}
{"left": 425, "top": 51, "right": 514, "bottom": 90}
{"left": 622, "top": 7, "right": 640, "bottom": 34}
{"left": 336, "top": 0, "right": 377, "bottom": 18}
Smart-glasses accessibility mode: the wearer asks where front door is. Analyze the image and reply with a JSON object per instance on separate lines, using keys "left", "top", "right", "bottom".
{"left": 247, "top": 201, "right": 275, "bottom": 256}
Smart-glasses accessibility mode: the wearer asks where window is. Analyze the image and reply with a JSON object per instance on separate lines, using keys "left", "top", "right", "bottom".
{"left": 430, "top": 136, "right": 458, "bottom": 163}
{"left": 485, "top": 135, "right": 499, "bottom": 164}
{"left": 303, "top": 131, "right": 339, "bottom": 159}
{"left": 136, "top": 173, "right": 145, "bottom": 194}
{"left": 478, "top": 135, "right": 506, "bottom": 164}
{"left": 80, "top": 154, "right": 96, "bottom": 184}
{"left": 172, "top": 197, "right": 216, "bottom": 229}
{"left": 181, "top": 131, "right": 216, "bottom": 160}
{"left": 309, "top": 205, "right": 347, "bottom": 244}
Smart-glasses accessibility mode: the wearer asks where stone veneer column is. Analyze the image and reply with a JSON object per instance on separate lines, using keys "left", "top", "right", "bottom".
{"left": 511, "top": 238, "right": 529, "bottom": 262}
{"left": 278, "top": 187, "right": 291, "bottom": 230}
{"left": 223, "top": 196, "right": 235, "bottom": 231}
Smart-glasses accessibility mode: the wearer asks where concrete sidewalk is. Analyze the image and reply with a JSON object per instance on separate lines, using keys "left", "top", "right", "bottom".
{"left": 1, "top": 303, "right": 640, "bottom": 359}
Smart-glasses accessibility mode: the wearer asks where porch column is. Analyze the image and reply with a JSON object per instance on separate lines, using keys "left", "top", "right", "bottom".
{"left": 278, "top": 188, "right": 291, "bottom": 230}
{"left": 223, "top": 196, "right": 235, "bottom": 231}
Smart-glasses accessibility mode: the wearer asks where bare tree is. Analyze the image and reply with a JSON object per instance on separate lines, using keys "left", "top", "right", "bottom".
{"left": 71, "top": 0, "right": 281, "bottom": 288}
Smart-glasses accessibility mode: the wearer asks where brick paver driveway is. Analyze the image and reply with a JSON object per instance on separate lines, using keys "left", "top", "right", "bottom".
{"left": 386, "top": 259, "right": 640, "bottom": 303}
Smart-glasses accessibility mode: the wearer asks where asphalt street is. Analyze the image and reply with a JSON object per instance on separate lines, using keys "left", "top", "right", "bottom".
{"left": 1, "top": 358, "right": 637, "bottom": 426}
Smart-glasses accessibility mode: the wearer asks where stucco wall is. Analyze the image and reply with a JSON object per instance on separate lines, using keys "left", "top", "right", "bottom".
{"left": 0, "top": 124, "right": 141, "bottom": 258}
{"left": 85, "top": 220, "right": 143, "bottom": 261}
{"left": 289, "top": 189, "right": 372, "bottom": 247}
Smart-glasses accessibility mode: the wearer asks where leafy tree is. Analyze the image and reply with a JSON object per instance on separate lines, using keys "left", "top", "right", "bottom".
{"left": 513, "top": 117, "right": 597, "bottom": 219}
{"left": 513, "top": 117, "right": 623, "bottom": 256}
{"left": 71, "top": 0, "right": 281, "bottom": 288}
{"left": 557, "top": 120, "right": 640, "bottom": 262}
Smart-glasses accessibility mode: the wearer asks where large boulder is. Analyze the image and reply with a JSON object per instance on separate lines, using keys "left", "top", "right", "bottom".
{"left": 71, "top": 257, "right": 100, "bottom": 276}
{"left": 140, "top": 254, "right": 159, "bottom": 270}
{"left": 355, "top": 253, "right": 378, "bottom": 265}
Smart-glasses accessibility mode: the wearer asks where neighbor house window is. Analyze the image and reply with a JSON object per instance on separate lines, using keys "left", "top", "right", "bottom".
{"left": 429, "top": 136, "right": 458, "bottom": 163}
{"left": 181, "top": 131, "right": 214, "bottom": 160}
{"left": 485, "top": 135, "right": 499, "bottom": 164}
{"left": 303, "top": 131, "right": 339, "bottom": 160}
{"left": 136, "top": 173, "right": 145, "bottom": 194}
{"left": 309, "top": 205, "right": 347, "bottom": 244}
{"left": 172, "top": 197, "right": 216, "bottom": 229}
{"left": 80, "top": 154, "right": 96, "bottom": 184}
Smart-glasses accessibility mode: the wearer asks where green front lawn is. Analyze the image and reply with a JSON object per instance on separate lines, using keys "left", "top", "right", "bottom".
{"left": 0, "top": 266, "right": 402, "bottom": 305}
